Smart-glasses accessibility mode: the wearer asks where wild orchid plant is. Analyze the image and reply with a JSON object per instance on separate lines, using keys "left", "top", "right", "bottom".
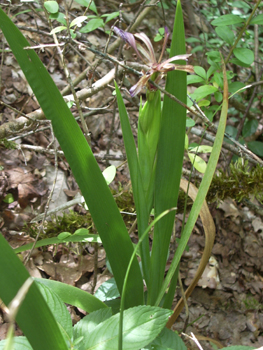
{"left": 113, "top": 5, "right": 194, "bottom": 305}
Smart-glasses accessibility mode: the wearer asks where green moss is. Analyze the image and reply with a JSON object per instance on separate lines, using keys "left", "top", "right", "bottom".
{"left": 207, "top": 161, "right": 263, "bottom": 204}
{"left": 25, "top": 161, "right": 263, "bottom": 238}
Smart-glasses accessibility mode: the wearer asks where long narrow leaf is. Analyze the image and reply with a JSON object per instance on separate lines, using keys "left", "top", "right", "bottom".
{"left": 155, "top": 59, "right": 228, "bottom": 307}
{"left": 0, "top": 234, "right": 68, "bottom": 350}
{"left": 148, "top": 0, "right": 187, "bottom": 305}
{"left": 0, "top": 8, "right": 143, "bottom": 308}
{"left": 115, "top": 82, "right": 150, "bottom": 286}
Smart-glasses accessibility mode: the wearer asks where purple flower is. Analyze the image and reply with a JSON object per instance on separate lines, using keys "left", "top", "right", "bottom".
{"left": 114, "top": 26, "right": 194, "bottom": 97}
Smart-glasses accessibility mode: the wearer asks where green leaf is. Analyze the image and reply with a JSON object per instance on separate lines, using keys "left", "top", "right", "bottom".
{"left": 14, "top": 233, "right": 101, "bottom": 253}
{"left": 150, "top": 0, "right": 186, "bottom": 307}
{"left": 233, "top": 48, "right": 254, "bottom": 65}
{"left": 80, "top": 18, "right": 104, "bottom": 33}
{"left": 95, "top": 278, "right": 120, "bottom": 301}
{"left": 194, "top": 66, "right": 206, "bottom": 80}
{"left": 230, "top": 58, "right": 251, "bottom": 68}
{"left": 73, "top": 308, "right": 112, "bottom": 341}
{"left": 157, "top": 57, "right": 228, "bottom": 308}
{"left": 190, "top": 85, "right": 218, "bottom": 101}
{"left": 3, "top": 193, "right": 14, "bottom": 204}
{"left": 214, "top": 91, "right": 223, "bottom": 103}
{"left": 145, "top": 327, "right": 186, "bottom": 350}
{"left": 0, "top": 235, "right": 68, "bottom": 350}
{"left": 83, "top": 306, "right": 172, "bottom": 350}
{"left": 35, "top": 278, "right": 107, "bottom": 313}
{"left": 44, "top": 1, "right": 59, "bottom": 14}
{"left": 215, "top": 26, "right": 234, "bottom": 45}
{"left": 102, "top": 165, "right": 116, "bottom": 185}
{"left": 0, "top": 337, "right": 33, "bottom": 350}
{"left": 187, "top": 75, "right": 204, "bottom": 85}
{"left": 57, "top": 232, "right": 72, "bottom": 240}
{"left": 211, "top": 14, "right": 244, "bottom": 26}
{"left": 188, "top": 153, "right": 207, "bottom": 173}
{"left": 228, "top": 82, "right": 245, "bottom": 93}
{"left": 0, "top": 6, "right": 143, "bottom": 309}
{"left": 101, "top": 11, "right": 119, "bottom": 23}
{"left": 250, "top": 13, "right": 263, "bottom": 25}
{"left": 189, "top": 145, "right": 213, "bottom": 153}
{"left": 115, "top": 82, "right": 150, "bottom": 287}
{"left": 186, "top": 117, "right": 195, "bottom": 127}
{"left": 36, "top": 282, "right": 73, "bottom": 341}
{"left": 247, "top": 141, "right": 263, "bottom": 157}
{"left": 74, "top": 0, "right": 97, "bottom": 14}
{"left": 49, "top": 12, "right": 67, "bottom": 25}
{"left": 242, "top": 119, "right": 258, "bottom": 138}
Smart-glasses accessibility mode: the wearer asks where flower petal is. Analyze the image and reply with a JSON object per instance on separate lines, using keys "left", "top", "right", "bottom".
{"left": 113, "top": 26, "right": 143, "bottom": 60}
{"left": 134, "top": 33, "right": 156, "bottom": 63}
{"left": 165, "top": 53, "right": 192, "bottom": 64}
{"left": 129, "top": 73, "right": 152, "bottom": 97}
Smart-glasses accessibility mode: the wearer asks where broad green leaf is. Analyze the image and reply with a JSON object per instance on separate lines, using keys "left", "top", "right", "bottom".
{"left": 242, "top": 119, "right": 258, "bottom": 138}
{"left": 188, "top": 153, "right": 207, "bottom": 173}
{"left": 49, "top": 12, "right": 67, "bottom": 25}
{"left": 57, "top": 232, "right": 72, "bottom": 239}
{"left": 145, "top": 327, "right": 186, "bottom": 350}
{"left": 233, "top": 48, "right": 254, "bottom": 65}
{"left": 214, "top": 91, "right": 223, "bottom": 103}
{"left": 102, "top": 165, "right": 116, "bottom": 185}
{"left": 70, "top": 16, "right": 87, "bottom": 27}
{"left": 194, "top": 66, "right": 206, "bottom": 80}
{"left": 73, "top": 308, "right": 112, "bottom": 341}
{"left": 35, "top": 279, "right": 107, "bottom": 313}
{"left": 250, "top": 13, "right": 263, "bottom": 25}
{"left": 190, "top": 85, "right": 218, "bottom": 101}
{"left": 83, "top": 306, "right": 172, "bottom": 350}
{"left": 211, "top": 14, "right": 244, "bottom": 26}
{"left": 230, "top": 58, "right": 251, "bottom": 68}
{"left": 225, "top": 125, "right": 238, "bottom": 139}
{"left": 0, "top": 337, "right": 32, "bottom": 350}
{"left": 198, "top": 99, "right": 210, "bottom": 107}
{"left": 80, "top": 18, "right": 104, "bottom": 33}
{"left": 0, "top": 235, "right": 68, "bottom": 350}
{"left": 247, "top": 141, "right": 263, "bottom": 157}
{"left": 187, "top": 75, "right": 204, "bottom": 85}
{"left": 186, "top": 117, "right": 195, "bottom": 127}
{"left": 215, "top": 26, "right": 234, "bottom": 45}
{"left": 228, "top": 81, "right": 245, "bottom": 93}
{"left": 95, "top": 278, "right": 120, "bottom": 301}
{"left": 44, "top": 1, "right": 59, "bottom": 13}
{"left": 36, "top": 282, "right": 73, "bottom": 341}
{"left": 0, "top": 7, "right": 143, "bottom": 308}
